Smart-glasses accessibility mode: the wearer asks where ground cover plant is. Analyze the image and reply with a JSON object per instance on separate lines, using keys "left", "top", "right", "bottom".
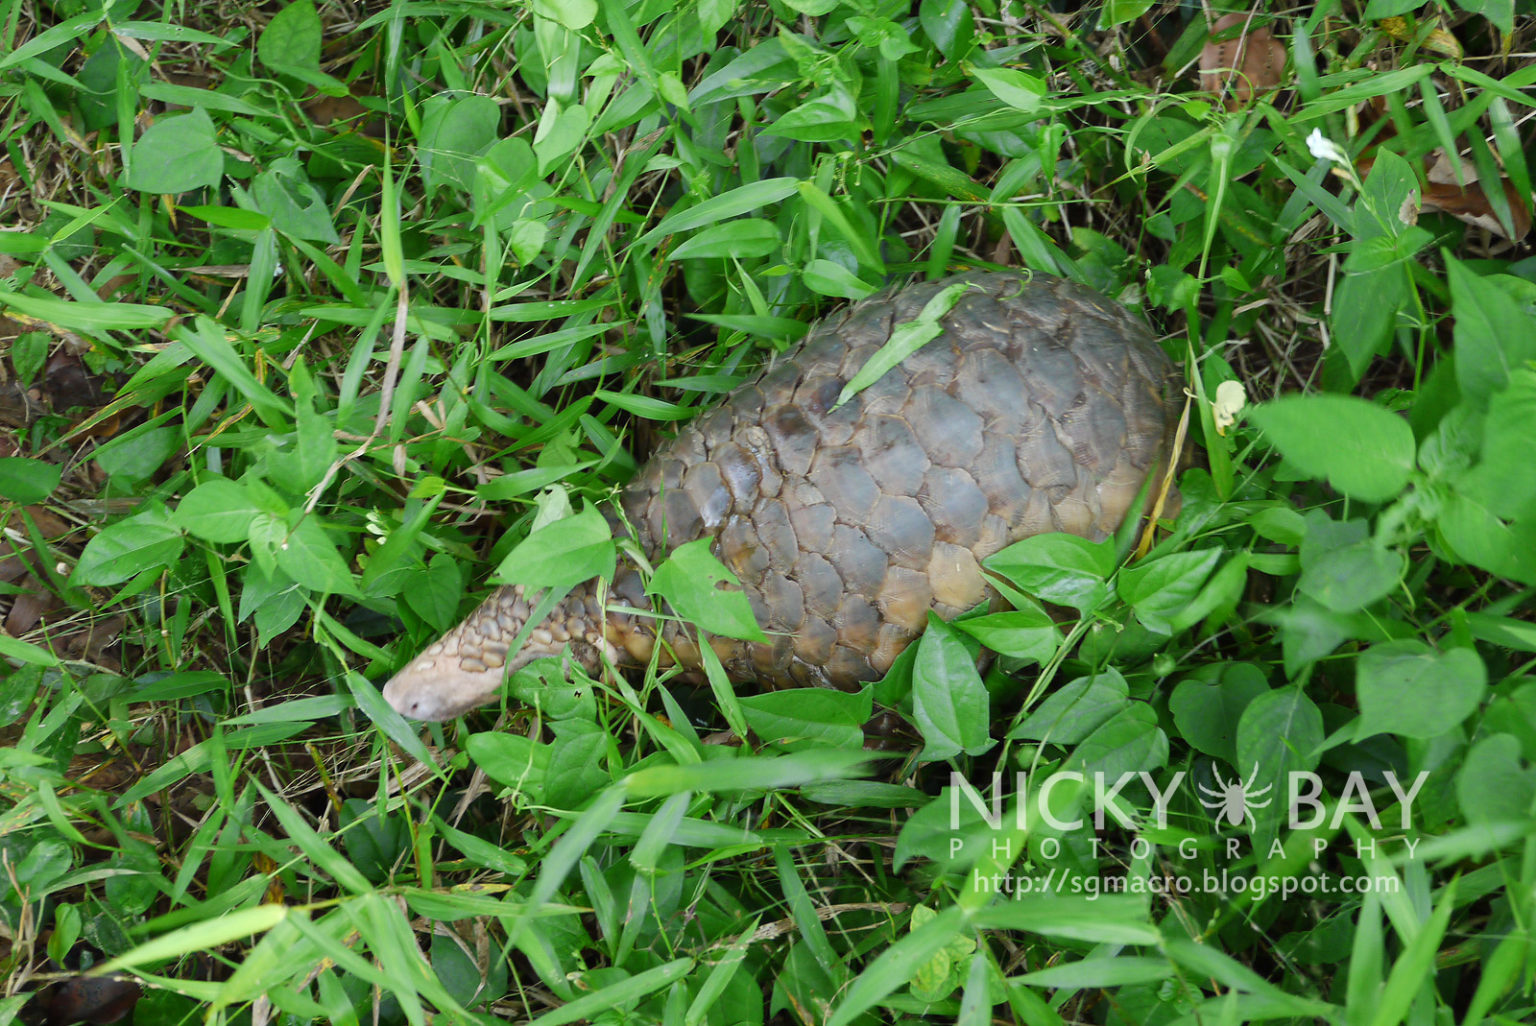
{"left": 1, "top": 0, "right": 1534, "bottom": 1024}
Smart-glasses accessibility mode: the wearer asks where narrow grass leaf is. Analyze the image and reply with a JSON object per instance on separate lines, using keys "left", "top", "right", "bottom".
{"left": 625, "top": 749, "right": 874, "bottom": 797}
{"left": 638, "top": 178, "right": 798, "bottom": 244}
{"left": 1368, "top": 879, "right": 1457, "bottom": 1026}
{"left": 530, "top": 958, "right": 694, "bottom": 1026}
{"left": 97, "top": 904, "right": 288, "bottom": 974}
{"left": 254, "top": 782, "right": 373, "bottom": 894}
{"left": 836, "top": 281, "right": 971, "bottom": 406}
{"left": 826, "top": 905, "right": 966, "bottom": 1026}
{"left": 0, "top": 289, "right": 173, "bottom": 331}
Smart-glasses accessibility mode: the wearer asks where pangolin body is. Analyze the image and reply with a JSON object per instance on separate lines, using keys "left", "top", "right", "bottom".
{"left": 383, "top": 272, "right": 1178, "bottom": 721}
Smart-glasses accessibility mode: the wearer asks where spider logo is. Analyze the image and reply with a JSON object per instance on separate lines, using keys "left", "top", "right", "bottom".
{"left": 1198, "top": 763, "right": 1273, "bottom": 829}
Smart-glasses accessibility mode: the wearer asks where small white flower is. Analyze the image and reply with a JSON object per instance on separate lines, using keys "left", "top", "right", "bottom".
{"left": 1213, "top": 379, "right": 1247, "bottom": 436}
{"left": 1306, "top": 128, "right": 1348, "bottom": 165}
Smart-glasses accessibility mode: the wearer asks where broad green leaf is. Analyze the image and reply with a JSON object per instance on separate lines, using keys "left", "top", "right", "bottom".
{"left": 419, "top": 95, "right": 500, "bottom": 194}
{"left": 1456, "top": 734, "right": 1536, "bottom": 825}
{"left": 0, "top": 457, "right": 62, "bottom": 504}
{"left": 1438, "top": 492, "right": 1536, "bottom": 584}
{"left": 912, "top": 616, "right": 994, "bottom": 760}
{"left": 1448, "top": 259, "right": 1536, "bottom": 405}
{"left": 1116, "top": 547, "right": 1222, "bottom": 633}
{"left": 1355, "top": 641, "right": 1487, "bottom": 740}
{"left": 1247, "top": 395, "right": 1414, "bottom": 502}
{"left": 1168, "top": 665, "right": 1270, "bottom": 764}
{"left": 648, "top": 538, "right": 766, "bottom": 641}
{"left": 1297, "top": 512, "right": 1404, "bottom": 612}
{"left": 984, "top": 534, "right": 1115, "bottom": 614}
{"left": 126, "top": 108, "right": 223, "bottom": 193}
{"left": 275, "top": 515, "right": 357, "bottom": 596}
{"left": 257, "top": 0, "right": 321, "bottom": 73}
{"left": 739, "top": 688, "right": 870, "bottom": 749}
{"left": 1068, "top": 703, "right": 1167, "bottom": 781}
{"left": 171, "top": 478, "right": 262, "bottom": 544}
{"left": 953, "top": 602, "right": 1060, "bottom": 664}
{"left": 1234, "top": 688, "right": 1324, "bottom": 812}
{"left": 494, "top": 505, "right": 615, "bottom": 592}
{"left": 73, "top": 508, "right": 185, "bottom": 586}
{"left": 970, "top": 65, "right": 1045, "bottom": 113}
{"left": 467, "top": 732, "right": 551, "bottom": 793}
{"left": 1010, "top": 670, "right": 1128, "bottom": 743}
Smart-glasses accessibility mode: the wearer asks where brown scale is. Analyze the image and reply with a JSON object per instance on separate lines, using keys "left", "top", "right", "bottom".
{"left": 383, "top": 272, "right": 1181, "bottom": 721}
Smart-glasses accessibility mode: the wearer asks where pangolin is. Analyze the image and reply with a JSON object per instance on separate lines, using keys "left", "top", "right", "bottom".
{"left": 383, "top": 272, "right": 1178, "bottom": 721}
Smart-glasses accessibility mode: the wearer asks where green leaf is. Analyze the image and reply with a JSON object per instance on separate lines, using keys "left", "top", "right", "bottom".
{"left": 1448, "top": 259, "right": 1536, "bottom": 406}
{"left": 533, "top": 0, "right": 596, "bottom": 29}
{"left": 419, "top": 95, "right": 500, "bottom": 194}
{"left": 258, "top": 0, "right": 322, "bottom": 73}
{"left": 624, "top": 749, "right": 874, "bottom": 797}
{"left": 912, "top": 616, "right": 994, "bottom": 760}
{"left": 739, "top": 688, "right": 871, "bottom": 749}
{"left": 275, "top": 515, "right": 358, "bottom": 596}
{"left": 1247, "top": 395, "right": 1415, "bottom": 502}
{"left": 1168, "top": 666, "right": 1270, "bottom": 764}
{"left": 0, "top": 290, "right": 174, "bottom": 331}
{"left": 802, "top": 258, "right": 877, "bottom": 300}
{"left": 667, "top": 219, "right": 781, "bottom": 260}
{"left": 1116, "top": 548, "right": 1222, "bottom": 633}
{"left": 1010, "top": 670, "right": 1128, "bottom": 743}
{"left": 171, "top": 478, "right": 262, "bottom": 544}
{"left": 126, "top": 107, "right": 223, "bottom": 193}
{"left": 1068, "top": 702, "right": 1167, "bottom": 780}
{"left": 1355, "top": 641, "right": 1487, "bottom": 740}
{"left": 467, "top": 732, "right": 551, "bottom": 794}
{"left": 952, "top": 602, "right": 1060, "bottom": 664}
{"left": 1297, "top": 512, "right": 1404, "bottom": 612}
{"left": 970, "top": 65, "right": 1045, "bottom": 113}
{"left": 1456, "top": 734, "right": 1536, "bottom": 825}
{"left": 0, "top": 457, "right": 62, "bottom": 504}
{"left": 648, "top": 538, "right": 766, "bottom": 642}
{"left": 836, "top": 281, "right": 971, "bottom": 406}
{"left": 1438, "top": 492, "right": 1536, "bottom": 584}
{"left": 1234, "top": 688, "right": 1324, "bottom": 799}
{"left": 73, "top": 507, "right": 185, "bottom": 586}
{"left": 983, "top": 534, "right": 1115, "bottom": 614}
{"left": 0, "top": 634, "right": 60, "bottom": 667}
{"left": 494, "top": 505, "right": 615, "bottom": 592}
{"left": 251, "top": 160, "right": 340, "bottom": 243}
{"left": 1460, "top": 368, "right": 1536, "bottom": 521}
{"left": 637, "top": 178, "right": 799, "bottom": 244}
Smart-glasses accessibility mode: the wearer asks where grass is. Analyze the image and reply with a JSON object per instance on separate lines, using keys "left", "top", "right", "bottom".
{"left": 1, "top": 1, "right": 1535, "bottom": 1024}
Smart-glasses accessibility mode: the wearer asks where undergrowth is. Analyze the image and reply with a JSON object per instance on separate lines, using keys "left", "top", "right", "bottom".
{"left": 1, "top": 2, "right": 1535, "bottom": 1025}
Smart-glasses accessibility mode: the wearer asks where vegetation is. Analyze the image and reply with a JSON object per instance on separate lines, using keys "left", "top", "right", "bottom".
{"left": 1, "top": 1, "right": 1534, "bottom": 1024}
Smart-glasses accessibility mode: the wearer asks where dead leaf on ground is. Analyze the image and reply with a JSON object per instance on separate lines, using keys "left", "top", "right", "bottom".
{"left": 1198, "top": 12, "right": 1287, "bottom": 109}
{"left": 1422, "top": 150, "right": 1532, "bottom": 240}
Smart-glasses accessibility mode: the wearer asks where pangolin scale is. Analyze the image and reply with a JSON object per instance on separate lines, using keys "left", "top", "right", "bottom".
{"left": 383, "top": 272, "right": 1178, "bottom": 721}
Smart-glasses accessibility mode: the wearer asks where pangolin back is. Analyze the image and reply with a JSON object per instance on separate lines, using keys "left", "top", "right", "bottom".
{"left": 384, "top": 272, "right": 1178, "bottom": 720}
